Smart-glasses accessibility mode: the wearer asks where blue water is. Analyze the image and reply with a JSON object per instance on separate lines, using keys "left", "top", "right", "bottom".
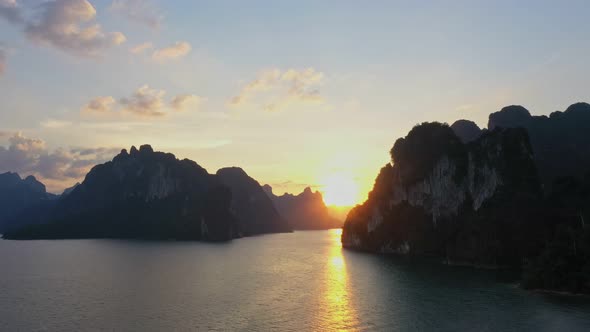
{"left": 0, "top": 230, "right": 589, "bottom": 331}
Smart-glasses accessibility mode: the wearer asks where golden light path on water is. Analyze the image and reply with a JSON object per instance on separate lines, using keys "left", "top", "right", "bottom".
{"left": 318, "top": 228, "right": 360, "bottom": 331}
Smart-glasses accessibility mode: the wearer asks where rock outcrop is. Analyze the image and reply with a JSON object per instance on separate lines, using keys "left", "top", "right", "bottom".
{"left": 488, "top": 102, "right": 590, "bottom": 190}
{"left": 0, "top": 172, "right": 56, "bottom": 233}
{"left": 450, "top": 120, "right": 482, "bottom": 143}
{"left": 343, "top": 103, "right": 590, "bottom": 294}
{"left": 217, "top": 167, "right": 291, "bottom": 235}
{"left": 264, "top": 185, "right": 342, "bottom": 230}
{"left": 3, "top": 146, "right": 238, "bottom": 240}
{"left": 342, "top": 122, "right": 542, "bottom": 268}
{"left": 3, "top": 146, "right": 296, "bottom": 241}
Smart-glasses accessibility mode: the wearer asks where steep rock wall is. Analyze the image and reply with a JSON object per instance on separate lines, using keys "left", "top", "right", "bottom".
{"left": 342, "top": 123, "right": 542, "bottom": 268}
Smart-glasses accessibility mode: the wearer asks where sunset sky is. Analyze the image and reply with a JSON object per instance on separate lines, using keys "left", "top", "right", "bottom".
{"left": 1, "top": 1, "right": 589, "bottom": 203}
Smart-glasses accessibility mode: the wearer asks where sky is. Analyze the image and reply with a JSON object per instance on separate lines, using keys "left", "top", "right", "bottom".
{"left": 0, "top": 0, "right": 589, "bottom": 203}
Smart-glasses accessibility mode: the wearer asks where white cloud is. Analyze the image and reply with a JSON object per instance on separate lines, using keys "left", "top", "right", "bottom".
{"left": 229, "top": 68, "right": 325, "bottom": 112}
{"left": 110, "top": 0, "right": 162, "bottom": 29}
{"left": 151, "top": 41, "right": 191, "bottom": 61}
{"left": 83, "top": 86, "right": 204, "bottom": 118}
{"left": 119, "top": 85, "right": 166, "bottom": 117}
{"left": 24, "top": 0, "right": 126, "bottom": 57}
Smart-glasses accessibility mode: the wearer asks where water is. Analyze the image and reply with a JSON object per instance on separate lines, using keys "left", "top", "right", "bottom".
{"left": 0, "top": 230, "right": 589, "bottom": 331}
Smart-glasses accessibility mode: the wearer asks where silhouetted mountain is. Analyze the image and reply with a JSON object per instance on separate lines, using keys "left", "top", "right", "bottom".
{"left": 3, "top": 146, "right": 296, "bottom": 240}
{"left": 0, "top": 172, "right": 56, "bottom": 233}
{"left": 343, "top": 109, "right": 590, "bottom": 293}
{"left": 488, "top": 102, "right": 590, "bottom": 189}
{"left": 61, "top": 183, "right": 80, "bottom": 196}
{"left": 217, "top": 167, "right": 291, "bottom": 235}
{"left": 343, "top": 122, "right": 543, "bottom": 266}
{"left": 264, "top": 185, "right": 342, "bottom": 230}
{"left": 488, "top": 105, "right": 532, "bottom": 130}
{"left": 4, "top": 145, "right": 238, "bottom": 240}
{"left": 450, "top": 120, "right": 482, "bottom": 143}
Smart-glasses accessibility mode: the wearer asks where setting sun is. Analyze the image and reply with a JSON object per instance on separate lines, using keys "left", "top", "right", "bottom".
{"left": 321, "top": 173, "right": 360, "bottom": 207}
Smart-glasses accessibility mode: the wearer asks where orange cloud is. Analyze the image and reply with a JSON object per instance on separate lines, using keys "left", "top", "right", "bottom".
{"left": 170, "top": 94, "right": 203, "bottom": 111}
{"left": 129, "top": 41, "right": 153, "bottom": 54}
{"left": 83, "top": 96, "right": 116, "bottom": 114}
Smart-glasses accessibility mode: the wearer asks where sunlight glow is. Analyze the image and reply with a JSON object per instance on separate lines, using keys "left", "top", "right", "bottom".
{"left": 321, "top": 172, "right": 360, "bottom": 207}
{"left": 316, "top": 228, "right": 359, "bottom": 329}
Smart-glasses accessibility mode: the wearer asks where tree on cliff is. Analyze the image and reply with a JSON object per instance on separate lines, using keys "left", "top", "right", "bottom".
{"left": 390, "top": 122, "right": 466, "bottom": 185}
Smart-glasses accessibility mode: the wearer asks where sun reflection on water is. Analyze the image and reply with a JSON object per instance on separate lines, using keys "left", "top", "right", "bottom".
{"left": 319, "top": 228, "right": 359, "bottom": 331}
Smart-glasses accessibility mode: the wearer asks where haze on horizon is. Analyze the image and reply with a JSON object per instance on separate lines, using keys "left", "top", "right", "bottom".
{"left": 1, "top": 0, "right": 589, "bottom": 205}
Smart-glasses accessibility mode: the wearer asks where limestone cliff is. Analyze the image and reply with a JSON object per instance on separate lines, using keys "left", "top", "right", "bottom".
{"left": 3, "top": 145, "right": 237, "bottom": 240}
{"left": 342, "top": 123, "right": 542, "bottom": 268}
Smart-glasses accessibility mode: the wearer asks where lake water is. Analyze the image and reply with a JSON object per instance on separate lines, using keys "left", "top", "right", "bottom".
{"left": 0, "top": 229, "right": 589, "bottom": 331}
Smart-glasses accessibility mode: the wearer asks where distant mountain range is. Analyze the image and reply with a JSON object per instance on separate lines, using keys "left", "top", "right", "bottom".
{"left": 217, "top": 167, "right": 291, "bottom": 235}
{"left": 342, "top": 102, "right": 590, "bottom": 294}
{"left": 2, "top": 145, "right": 292, "bottom": 240}
{"left": 0, "top": 172, "right": 57, "bottom": 233}
{"left": 1, "top": 144, "right": 336, "bottom": 240}
{"left": 263, "top": 185, "right": 341, "bottom": 230}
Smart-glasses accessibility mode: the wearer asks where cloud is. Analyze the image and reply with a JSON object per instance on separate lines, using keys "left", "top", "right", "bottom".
{"left": 170, "top": 94, "right": 203, "bottom": 111}
{"left": 23, "top": 0, "right": 126, "bottom": 57}
{"left": 119, "top": 85, "right": 166, "bottom": 117}
{"left": 0, "top": 0, "right": 23, "bottom": 24}
{"left": 229, "top": 68, "right": 325, "bottom": 111}
{"left": 0, "top": 132, "right": 120, "bottom": 191}
{"left": 110, "top": 0, "right": 162, "bottom": 29}
{"left": 83, "top": 86, "right": 203, "bottom": 118}
{"left": 0, "top": 133, "right": 46, "bottom": 175}
{"left": 83, "top": 96, "right": 116, "bottom": 114}
{"left": 129, "top": 41, "right": 153, "bottom": 54}
{"left": 71, "top": 146, "right": 120, "bottom": 156}
{"left": 151, "top": 41, "right": 191, "bottom": 61}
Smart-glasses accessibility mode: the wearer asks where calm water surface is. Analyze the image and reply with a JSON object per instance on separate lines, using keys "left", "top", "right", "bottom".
{"left": 1, "top": 230, "right": 589, "bottom": 331}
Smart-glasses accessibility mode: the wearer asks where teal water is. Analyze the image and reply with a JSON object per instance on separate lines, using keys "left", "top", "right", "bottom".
{"left": 0, "top": 230, "right": 589, "bottom": 331}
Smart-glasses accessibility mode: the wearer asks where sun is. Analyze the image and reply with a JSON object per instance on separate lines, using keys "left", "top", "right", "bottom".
{"left": 321, "top": 172, "right": 359, "bottom": 207}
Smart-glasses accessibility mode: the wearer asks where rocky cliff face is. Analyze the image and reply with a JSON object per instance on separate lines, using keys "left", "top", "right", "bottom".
{"left": 342, "top": 123, "right": 542, "bottom": 267}
{"left": 263, "top": 185, "right": 342, "bottom": 230}
{"left": 217, "top": 167, "right": 291, "bottom": 235}
{"left": 3, "top": 145, "right": 237, "bottom": 240}
{"left": 0, "top": 172, "right": 56, "bottom": 233}
{"left": 521, "top": 173, "right": 590, "bottom": 293}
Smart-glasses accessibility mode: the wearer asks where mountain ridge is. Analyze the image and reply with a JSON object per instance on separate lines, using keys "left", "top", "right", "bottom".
{"left": 3, "top": 145, "right": 291, "bottom": 240}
